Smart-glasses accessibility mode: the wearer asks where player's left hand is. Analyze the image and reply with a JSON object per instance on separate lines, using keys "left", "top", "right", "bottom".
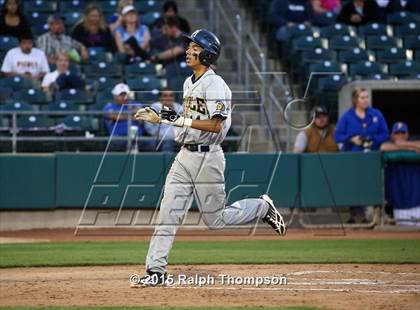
{"left": 134, "top": 107, "right": 160, "bottom": 124}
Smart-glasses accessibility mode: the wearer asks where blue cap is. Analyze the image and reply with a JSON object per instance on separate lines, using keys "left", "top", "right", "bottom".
{"left": 48, "top": 13, "right": 65, "bottom": 23}
{"left": 392, "top": 122, "right": 408, "bottom": 134}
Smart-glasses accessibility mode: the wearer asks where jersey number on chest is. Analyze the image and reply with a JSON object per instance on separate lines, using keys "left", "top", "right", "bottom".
{"left": 184, "top": 96, "right": 208, "bottom": 115}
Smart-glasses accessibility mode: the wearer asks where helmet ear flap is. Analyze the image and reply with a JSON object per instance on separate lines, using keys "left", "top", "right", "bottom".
{"left": 199, "top": 51, "right": 215, "bottom": 66}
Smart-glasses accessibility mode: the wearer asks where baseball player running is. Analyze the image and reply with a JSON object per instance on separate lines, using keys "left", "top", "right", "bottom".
{"left": 133, "top": 29, "right": 286, "bottom": 286}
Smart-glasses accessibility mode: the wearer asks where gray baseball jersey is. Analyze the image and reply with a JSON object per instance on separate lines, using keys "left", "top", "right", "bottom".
{"left": 144, "top": 69, "right": 269, "bottom": 275}
{"left": 176, "top": 69, "right": 232, "bottom": 145}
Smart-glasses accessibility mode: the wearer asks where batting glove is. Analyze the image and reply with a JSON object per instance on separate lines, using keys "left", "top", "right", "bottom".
{"left": 134, "top": 107, "right": 160, "bottom": 124}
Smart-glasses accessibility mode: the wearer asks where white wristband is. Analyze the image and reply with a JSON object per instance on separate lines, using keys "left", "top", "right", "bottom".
{"left": 184, "top": 118, "right": 192, "bottom": 127}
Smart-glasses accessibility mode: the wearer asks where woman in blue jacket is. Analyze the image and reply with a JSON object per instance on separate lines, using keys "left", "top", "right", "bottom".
{"left": 335, "top": 87, "right": 389, "bottom": 223}
{"left": 335, "top": 88, "right": 389, "bottom": 152}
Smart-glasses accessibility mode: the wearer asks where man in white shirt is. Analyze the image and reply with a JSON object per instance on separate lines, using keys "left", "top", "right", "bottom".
{"left": 1, "top": 34, "right": 50, "bottom": 81}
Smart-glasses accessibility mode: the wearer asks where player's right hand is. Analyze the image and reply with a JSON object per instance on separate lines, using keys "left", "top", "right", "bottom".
{"left": 160, "top": 107, "right": 180, "bottom": 122}
{"left": 134, "top": 107, "right": 160, "bottom": 124}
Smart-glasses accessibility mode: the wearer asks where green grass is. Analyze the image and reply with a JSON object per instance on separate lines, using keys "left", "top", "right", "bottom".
{"left": 0, "top": 239, "right": 419, "bottom": 268}
{"left": 0, "top": 308, "right": 321, "bottom": 310}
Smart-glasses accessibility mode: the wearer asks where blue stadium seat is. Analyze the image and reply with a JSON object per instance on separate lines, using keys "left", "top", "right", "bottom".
{"left": 285, "top": 24, "right": 315, "bottom": 41}
{"left": 136, "top": 0, "right": 161, "bottom": 13}
{"left": 376, "top": 47, "right": 408, "bottom": 63}
{"left": 404, "top": 35, "right": 420, "bottom": 49}
{"left": 135, "top": 89, "right": 160, "bottom": 103}
{"left": 59, "top": 0, "right": 86, "bottom": 12}
{"left": 389, "top": 60, "right": 420, "bottom": 77}
{"left": 329, "top": 35, "right": 362, "bottom": 51}
{"left": 317, "top": 74, "right": 348, "bottom": 91}
{"left": 17, "top": 114, "right": 54, "bottom": 128}
{"left": 95, "top": 91, "right": 114, "bottom": 105}
{"left": 127, "top": 76, "right": 162, "bottom": 91}
{"left": 124, "top": 62, "right": 157, "bottom": 78}
{"left": 312, "top": 12, "right": 337, "bottom": 26}
{"left": 49, "top": 62, "right": 81, "bottom": 75}
{"left": 348, "top": 61, "right": 386, "bottom": 77}
{"left": 358, "top": 23, "right": 389, "bottom": 36}
{"left": 308, "top": 60, "right": 343, "bottom": 74}
{"left": 13, "top": 88, "right": 49, "bottom": 105}
{"left": 43, "top": 101, "right": 79, "bottom": 113}
{"left": 56, "top": 89, "right": 93, "bottom": 105}
{"left": 23, "top": 0, "right": 57, "bottom": 13}
{"left": 0, "top": 77, "right": 39, "bottom": 91}
{"left": 27, "top": 11, "right": 49, "bottom": 26}
{"left": 83, "top": 62, "right": 123, "bottom": 78}
{"left": 338, "top": 47, "right": 371, "bottom": 63}
{"left": 88, "top": 49, "right": 112, "bottom": 62}
{"left": 387, "top": 11, "right": 420, "bottom": 25}
{"left": 32, "top": 23, "right": 49, "bottom": 36}
{"left": 319, "top": 23, "right": 354, "bottom": 38}
{"left": 366, "top": 35, "right": 401, "bottom": 50}
{"left": 302, "top": 48, "right": 335, "bottom": 63}
{"left": 94, "top": 76, "right": 121, "bottom": 91}
{"left": 140, "top": 12, "right": 161, "bottom": 26}
{"left": 394, "top": 22, "right": 420, "bottom": 37}
{"left": 100, "top": 0, "right": 119, "bottom": 13}
{"left": 63, "top": 12, "right": 83, "bottom": 27}
{"left": 361, "top": 74, "right": 393, "bottom": 81}
{"left": 0, "top": 36, "right": 18, "bottom": 51}
{"left": 0, "top": 87, "right": 13, "bottom": 103}
{"left": 292, "top": 36, "right": 325, "bottom": 51}
{"left": 2, "top": 101, "right": 34, "bottom": 111}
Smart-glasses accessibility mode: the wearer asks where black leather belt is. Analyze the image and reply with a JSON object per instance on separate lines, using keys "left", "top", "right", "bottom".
{"left": 183, "top": 144, "right": 210, "bottom": 152}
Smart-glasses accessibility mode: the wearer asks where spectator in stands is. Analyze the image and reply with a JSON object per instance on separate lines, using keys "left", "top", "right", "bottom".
{"left": 335, "top": 88, "right": 389, "bottom": 224}
{"left": 144, "top": 88, "right": 183, "bottom": 152}
{"left": 381, "top": 122, "right": 420, "bottom": 152}
{"left": 1, "top": 33, "right": 49, "bottom": 81}
{"left": 294, "top": 106, "right": 339, "bottom": 153}
{"left": 36, "top": 14, "right": 88, "bottom": 64}
{"left": 389, "top": 0, "right": 420, "bottom": 13}
{"left": 103, "top": 83, "right": 143, "bottom": 151}
{"left": 149, "top": 17, "right": 186, "bottom": 65}
{"left": 270, "top": 0, "right": 314, "bottom": 42}
{"left": 0, "top": 0, "right": 31, "bottom": 38}
{"left": 114, "top": 5, "right": 151, "bottom": 61}
{"left": 335, "top": 88, "right": 389, "bottom": 152}
{"left": 152, "top": 1, "right": 191, "bottom": 37}
{"left": 310, "top": 0, "right": 342, "bottom": 15}
{"left": 71, "top": 3, "right": 116, "bottom": 53}
{"left": 337, "top": 0, "right": 381, "bottom": 25}
{"left": 109, "top": 0, "right": 134, "bottom": 33}
{"left": 381, "top": 122, "right": 420, "bottom": 227}
{"left": 375, "top": 0, "right": 392, "bottom": 22}
{"left": 41, "top": 52, "right": 86, "bottom": 93}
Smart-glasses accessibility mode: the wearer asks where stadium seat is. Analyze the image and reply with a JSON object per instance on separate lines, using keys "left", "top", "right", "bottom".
{"left": 302, "top": 48, "right": 334, "bottom": 63}
{"left": 59, "top": 0, "right": 86, "bottom": 12}
{"left": 0, "top": 36, "right": 18, "bottom": 52}
{"left": 2, "top": 101, "right": 34, "bottom": 111}
{"left": 387, "top": 11, "right": 420, "bottom": 25}
{"left": 56, "top": 89, "right": 93, "bottom": 105}
{"left": 49, "top": 62, "right": 81, "bottom": 75}
{"left": 136, "top": 0, "right": 161, "bottom": 13}
{"left": 23, "top": 0, "right": 57, "bottom": 13}
{"left": 32, "top": 23, "right": 49, "bottom": 36}
{"left": 329, "top": 35, "right": 362, "bottom": 51}
{"left": 127, "top": 76, "right": 162, "bottom": 91}
{"left": 95, "top": 91, "right": 114, "bottom": 105}
{"left": 285, "top": 24, "right": 315, "bottom": 42}
{"left": 140, "top": 12, "right": 161, "bottom": 26}
{"left": 0, "top": 77, "right": 38, "bottom": 91}
{"left": 308, "top": 60, "right": 343, "bottom": 74}
{"left": 0, "top": 87, "right": 13, "bottom": 103}
{"left": 312, "top": 12, "right": 337, "bottom": 26}
{"left": 292, "top": 36, "right": 325, "bottom": 51}
{"left": 394, "top": 22, "right": 420, "bottom": 37}
{"left": 63, "top": 12, "right": 83, "bottom": 27}
{"left": 43, "top": 101, "right": 79, "bottom": 113}
{"left": 124, "top": 62, "right": 157, "bottom": 78}
{"left": 319, "top": 23, "right": 354, "bottom": 38}
{"left": 388, "top": 60, "right": 420, "bottom": 77}
{"left": 366, "top": 35, "right": 401, "bottom": 50}
{"left": 17, "top": 114, "right": 54, "bottom": 129}
{"left": 135, "top": 89, "right": 160, "bottom": 103}
{"left": 100, "top": 0, "right": 119, "bottom": 13}
{"left": 404, "top": 35, "right": 420, "bottom": 49}
{"left": 358, "top": 23, "right": 389, "bottom": 36}
{"left": 88, "top": 49, "right": 111, "bottom": 62}
{"left": 83, "top": 62, "right": 123, "bottom": 78}
{"left": 348, "top": 61, "right": 386, "bottom": 76}
{"left": 13, "top": 88, "right": 49, "bottom": 105}
{"left": 361, "top": 74, "right": 393, "bottom": 80}
{"left": 338, "top": 47, "right": 371, "bottom": 63}
{"left": 317, "top": 74, "right": 347, "bottom": 91}
{"left": 88, "top": 102, "right": 107, "bottom": 111}
{"left": 376, "top": 47, "right": 408, "bottom": 63}
{"left": 94, "top": 76, "right": 121, "bottom": 91}
{"left": 28, "top": 11, "right": 49, "bottom": 26}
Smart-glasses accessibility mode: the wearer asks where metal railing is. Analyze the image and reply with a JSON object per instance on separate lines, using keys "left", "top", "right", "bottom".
{"left": 0, "top": 110, "right": 246, "bottom": 153}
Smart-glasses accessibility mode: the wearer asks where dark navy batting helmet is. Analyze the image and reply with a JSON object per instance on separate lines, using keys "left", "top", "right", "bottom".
{"left": 183, "top": 29, "right": 221, "bottom": 66}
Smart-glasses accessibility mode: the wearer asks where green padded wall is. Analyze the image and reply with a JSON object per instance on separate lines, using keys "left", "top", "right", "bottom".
{"left": 0, "top": 155, "right": 55, "bottom": 209}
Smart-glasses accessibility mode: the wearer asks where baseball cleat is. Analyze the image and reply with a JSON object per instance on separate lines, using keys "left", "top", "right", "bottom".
{"left": 130, "top": 271, "right": 168, "bottom": 288}
{"left": 261, "top": 194, "right": 287, "bottom": 236}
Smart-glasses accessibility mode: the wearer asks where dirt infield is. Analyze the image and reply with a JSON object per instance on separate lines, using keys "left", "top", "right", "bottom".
{"left": 0, "top": 264, "right": 419, "bottom": 309}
